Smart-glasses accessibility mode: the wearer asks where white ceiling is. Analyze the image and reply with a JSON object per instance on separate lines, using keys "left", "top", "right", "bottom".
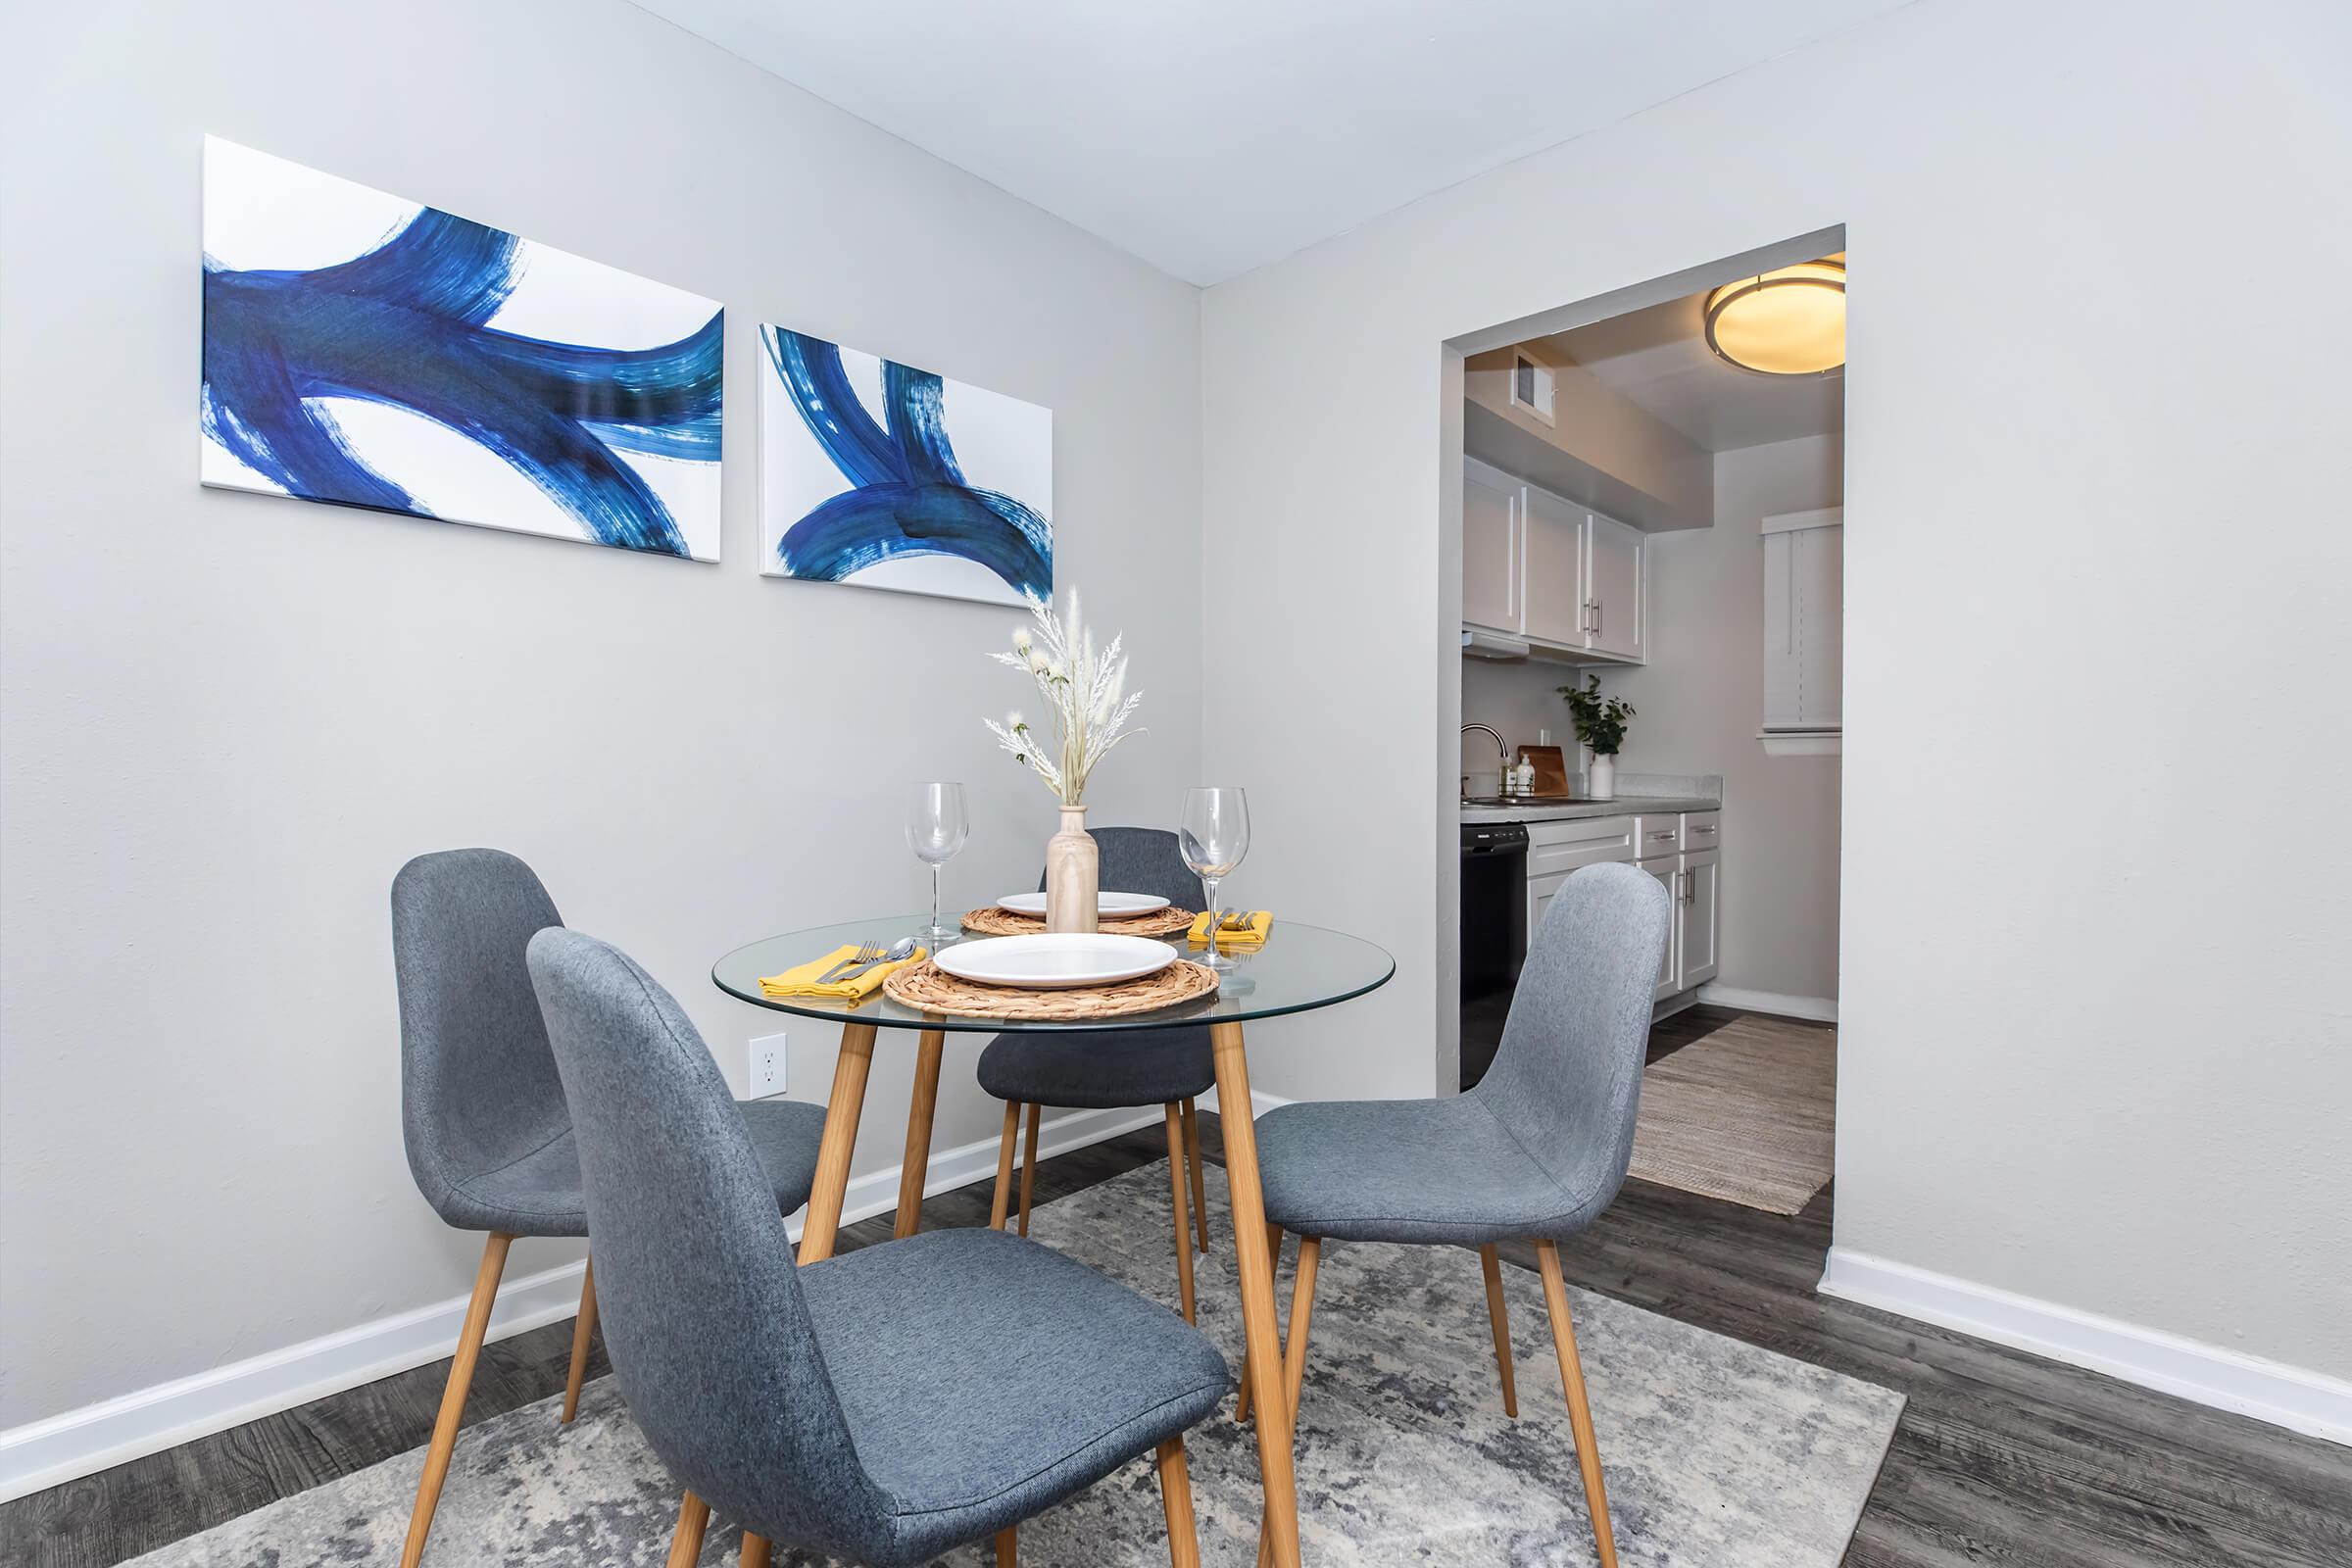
{"left": 628, "top": 0, "right": 1912, "bottom": 285}
{"left": 1542, "top": 288, "right": 1844, "bottom": 452}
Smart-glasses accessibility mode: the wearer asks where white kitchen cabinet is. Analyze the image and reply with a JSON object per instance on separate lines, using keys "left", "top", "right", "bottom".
{"left": 1640, "top": 857, "right": 1680, "bottom": 1002}
{"left": 1457, "top": 462, "right": 1644, "bottom": 664}
{"left": 1528, "top": 870, "right": 1565, "bottom": 943}
{"left": 1520, "top": 486, "right": 1587, "bottom": 646}
{"left": 1678, "top": 848, "right": 1720, "bottom": 988}
{"left": 1462, "top": 459, "right": 1521, "bottom": 633}
{"left": 1523, "top": 815, "right": 1637, "bottom": 949}
{"left": 1510, "top": 808, "right": 1721, "bottom": 1002}
{"left": 1583, "top": 512, "right": 1645, "bottom": 662}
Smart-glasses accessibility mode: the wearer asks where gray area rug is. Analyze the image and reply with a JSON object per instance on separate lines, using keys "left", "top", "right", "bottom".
{"left": 1630, "top": 1017, "right": 1838, "bottom": 1214}
{"left": 129, "top": 1161, "right": 1899, "bottom": 1566}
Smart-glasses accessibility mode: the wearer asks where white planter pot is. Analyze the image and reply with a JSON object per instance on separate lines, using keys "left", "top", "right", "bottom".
{"left": 1587, "top": 754, "right": 1616, "bottom": 801}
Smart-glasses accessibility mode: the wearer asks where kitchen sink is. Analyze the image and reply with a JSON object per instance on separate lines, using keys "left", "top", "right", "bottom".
{"left": 1461, "top": 796, "right": 1582, "bottom": 807}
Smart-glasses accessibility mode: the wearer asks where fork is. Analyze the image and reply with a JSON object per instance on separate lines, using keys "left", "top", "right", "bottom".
{"left": 815, "top": 942, "right": 882, "bottom": 984}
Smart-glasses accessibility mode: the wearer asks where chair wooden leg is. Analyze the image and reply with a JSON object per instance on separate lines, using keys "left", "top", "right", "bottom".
{"left": 1156, "top": 1437, "right": 1202, "bottom": 1568}
{"left": 1281, "top": 1236, "right": 1321, "bottom": 1418}
{"left": 1478, "top": 1244, "right": 1519, "bottom": 1419}
{"left": 1536, "top": 1241, "right": 1619, "bottom": 1568}
{"left": 664, "top": 1490, "right": 710, "bottom": 1568}
{"left": 1017, "top": 1102, "right": 1042, "bottom": 1236}
{"left": 995, "top": 1524, "right": 1017, "bottom": 1565}
{"left": 1163, "top": 1102, "right": 1198, "bottom": 1322}
{"left": 1181, "top": 1097, "right": 1209, "bottom": 1252}
{"left": 990, "top": 1101, "right": 1020, "bottom": 1229}
{"left": 561, "top": 1256, "right": 597, "bottom": 1424}
{"left": 399, "top": 1232, "right": 512, "bottom": 1568}
{"left": 1235, "top": 1221, "right": 1283, "bottom": 1423}
{"left": 740, "top": 1531, "right": 771, "bottom": 1568}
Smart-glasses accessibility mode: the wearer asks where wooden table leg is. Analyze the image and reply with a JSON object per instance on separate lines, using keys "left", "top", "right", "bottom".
{"left": 1211, "top": 1020, "right": 1303, "bottom": 1568}
{"left": 664, "top": 1490, "right": 709, "bottom": 1568}
{"left": 894, "top": 1028, "right": 946, "bottom": 1238}
{"left": 797, "top": 1021, "right": 878, "bottom": 1265}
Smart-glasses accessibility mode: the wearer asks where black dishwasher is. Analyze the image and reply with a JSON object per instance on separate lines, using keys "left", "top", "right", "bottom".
{"left": 1460, "top": 821, "right": 1528, "bottom": 1000}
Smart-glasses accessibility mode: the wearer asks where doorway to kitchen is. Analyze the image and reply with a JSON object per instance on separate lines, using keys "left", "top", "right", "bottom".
{"left": 1445, "top": 230, "right": 1844, "bottom": 1218}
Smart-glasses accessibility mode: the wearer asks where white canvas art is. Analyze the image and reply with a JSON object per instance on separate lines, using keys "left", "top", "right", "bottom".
{"left": 759, "top": 324, "right": 1053, "bottom": 607}
{"left": 201, "top": 137, "right": 723, "bottom": 561}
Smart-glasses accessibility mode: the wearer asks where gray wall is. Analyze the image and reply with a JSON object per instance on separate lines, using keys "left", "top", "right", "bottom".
{"left": 1203, "top": 0, "right": 2352, "bottom": 1382}
{"left": 0, "top": 0, "right": 1201, "bottom": 1426}
{"left": 1610, "top": 434, "right": 1843, "bottom": 1005}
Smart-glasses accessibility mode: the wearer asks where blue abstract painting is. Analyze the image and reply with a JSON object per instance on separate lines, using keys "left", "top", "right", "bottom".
{"left": 759, "top": 324, "right": 1052, "bottom": 606}
{"left": 201, "top": 138, "right": 723, "bottom": 561}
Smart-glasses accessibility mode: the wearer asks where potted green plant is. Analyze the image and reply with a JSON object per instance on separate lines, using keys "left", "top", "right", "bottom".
{"left": 1557, "top": 674, "right": 1635, "bottom": 801}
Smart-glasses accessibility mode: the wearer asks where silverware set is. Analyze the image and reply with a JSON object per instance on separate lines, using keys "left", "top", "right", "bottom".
{"left": 814, "top": 935, "right": 918, "bottom": 985}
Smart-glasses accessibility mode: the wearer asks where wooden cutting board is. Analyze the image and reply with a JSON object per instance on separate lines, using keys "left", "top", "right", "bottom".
{"left": 1518, "top": 745, "right": 1570, "bottom": 797}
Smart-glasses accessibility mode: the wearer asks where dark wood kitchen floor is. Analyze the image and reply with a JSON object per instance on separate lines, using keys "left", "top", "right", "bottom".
{"left": 7, "top": 1021, "right": 2346, "bottom": 1566}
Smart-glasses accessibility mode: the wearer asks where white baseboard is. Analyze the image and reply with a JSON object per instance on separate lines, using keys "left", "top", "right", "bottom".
{"left": 1694, "top": 984, "right": 1838, "bottom": 1023}
{"left": 1820, "top": 1248, "right": 2352, "bottom": 1446}
{"left": 0, "top": 1101, "right": 1163, "bottom": 1503}
{"left": 1200, "top": 1086, "right": 1294, "bottom": 1118}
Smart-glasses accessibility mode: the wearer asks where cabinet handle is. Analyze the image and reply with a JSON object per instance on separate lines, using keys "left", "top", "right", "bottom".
{"left": 1592, "top": 599, "right": 1603, "bottom": 636}
{"left": 1691, "top": 824, "right": 1716, "bottom": 835}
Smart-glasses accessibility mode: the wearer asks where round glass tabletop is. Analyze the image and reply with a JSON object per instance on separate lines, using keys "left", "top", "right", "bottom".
{"left": 713, "top": 915, "right": 1395, "bottom": 1034}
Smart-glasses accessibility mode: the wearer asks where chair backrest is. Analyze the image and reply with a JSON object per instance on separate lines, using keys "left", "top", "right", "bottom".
{"left": 390, "top": 849, "right": 570, "bottom": 1218}
{"left": 525, "top": 927, "right": 889, "bottom": 1557}
{"left": 1037, "top": 825, "right": 1207, "bottom": 908}
{"left": 1471, "top": 860, "right": 1672, "bottom": 1208}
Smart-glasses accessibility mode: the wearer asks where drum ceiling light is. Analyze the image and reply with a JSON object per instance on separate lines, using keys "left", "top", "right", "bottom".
{"left": 1703, "top": 260, "right": 1846, "bottom": 376}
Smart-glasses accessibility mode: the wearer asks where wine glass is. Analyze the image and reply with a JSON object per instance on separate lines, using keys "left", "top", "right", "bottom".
{"left": 1179, "top": 786, "right": 1251, "bottom": 970}
{"left": 907, "top": 782, "right": 969, "bottom": 945}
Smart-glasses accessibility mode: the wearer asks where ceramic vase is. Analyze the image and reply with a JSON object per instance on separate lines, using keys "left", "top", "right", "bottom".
{"left": 1587, "top": 753, "right": 1617, "bottom": 801}
{"left": 1045, "top": 805, "right": 1100, "bottom": 933}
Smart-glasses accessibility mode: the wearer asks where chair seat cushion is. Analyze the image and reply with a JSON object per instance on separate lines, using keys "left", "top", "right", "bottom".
{"left": 438, "top": 1098, "right": 828, "bottom": 1237}
{"left": 1254, "top": 1095, "right": 1611, "bottom": 1245}
{"left": 801, "top": 1227, "right": 1229, "bottom": 1562}
{"left": 976, "top": 1025, "right": 1213, "bottom": 1108}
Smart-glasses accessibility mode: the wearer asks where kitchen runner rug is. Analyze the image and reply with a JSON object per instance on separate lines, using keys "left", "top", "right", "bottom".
{"left": 127, "top": 1160, "right": 1898, "bottom": 1567}
{"left": 1630, "top": 1014, "right": 1838, "bottom": 1215}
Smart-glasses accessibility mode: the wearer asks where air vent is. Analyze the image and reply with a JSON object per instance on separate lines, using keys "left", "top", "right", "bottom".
{"left": 1509, "top": 353, "right": 1555, "bottom": 426}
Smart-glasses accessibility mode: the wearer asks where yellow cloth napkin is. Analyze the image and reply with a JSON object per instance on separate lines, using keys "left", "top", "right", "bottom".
{"left": 759, "top": 945, "right": 926, "bottom": 1000}
{"left": 1188, "top": 910, "right": 1273, "bottom": 950}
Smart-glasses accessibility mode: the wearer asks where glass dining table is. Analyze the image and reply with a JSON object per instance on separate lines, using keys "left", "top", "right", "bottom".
{"left": 712, "top": 914, "right": 1395, "bottom": 1568}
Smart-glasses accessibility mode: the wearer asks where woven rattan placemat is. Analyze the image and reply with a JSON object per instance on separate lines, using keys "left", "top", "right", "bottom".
{"left": 882, "top": 956, "right": 1218, "bottom": 1020}
{"left": 959, "top": 906, "right": 1198, "bottom": 938}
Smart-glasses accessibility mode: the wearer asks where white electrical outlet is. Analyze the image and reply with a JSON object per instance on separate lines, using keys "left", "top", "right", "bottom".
{"left": 749, "top": 1033, "right": 788, "bottom": 1099}
{"left": 1538, "top": 727, "right": 1552, "bottom": 745}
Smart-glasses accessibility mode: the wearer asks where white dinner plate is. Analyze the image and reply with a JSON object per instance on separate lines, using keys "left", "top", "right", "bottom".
{"left": 934, "top": 933, "right": 1178, "bottom": 990}
{"left": 994, "top": 891, "right": 1171, "bottom": 917}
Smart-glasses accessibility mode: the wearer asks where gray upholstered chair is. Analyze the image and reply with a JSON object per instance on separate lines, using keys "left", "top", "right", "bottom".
{"left": 1247, "top": 861, "right": 1671, "bottom": 1568}
{"left": 390, "top": 849, "right": 827, "bottom": 1568}
{"left": 977, "top": 827, "right": 1214, "bottom": 1321}
{"left": 526, "top": 925, "right": 1227, "bottom": 1568}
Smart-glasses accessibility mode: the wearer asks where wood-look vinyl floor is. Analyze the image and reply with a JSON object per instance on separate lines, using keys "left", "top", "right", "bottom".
{"left": 6, "top": 1011, "right": 2346, "bottom": 1566}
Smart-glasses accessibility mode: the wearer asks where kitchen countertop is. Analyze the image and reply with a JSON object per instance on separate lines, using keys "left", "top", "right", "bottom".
{"left": 1460, "top": 794, "right": 1719, "bottom": 824}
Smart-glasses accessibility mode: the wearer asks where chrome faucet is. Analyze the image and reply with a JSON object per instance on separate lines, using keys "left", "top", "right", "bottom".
{"left": 1461, "top": 723, "right": 1509, "bottom": 798}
